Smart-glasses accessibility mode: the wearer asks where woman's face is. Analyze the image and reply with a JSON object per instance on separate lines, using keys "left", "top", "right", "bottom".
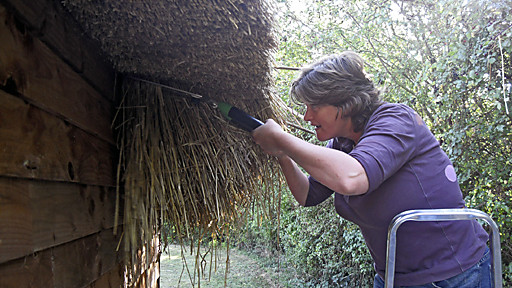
{"left": 303, "top": 104, "right": 359, "bottom": 142}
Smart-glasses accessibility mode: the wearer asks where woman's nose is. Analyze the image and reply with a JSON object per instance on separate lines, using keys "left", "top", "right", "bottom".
{"left": 303, "top": 106, "right": 312, "bottom": 122}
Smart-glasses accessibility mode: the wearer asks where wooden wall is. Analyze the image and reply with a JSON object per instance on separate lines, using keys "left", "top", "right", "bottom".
{"left": 0, "top": 0, "right": 159, "bottom": 287}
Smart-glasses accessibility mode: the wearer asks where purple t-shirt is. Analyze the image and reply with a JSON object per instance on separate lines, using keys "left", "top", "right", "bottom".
{"left": 305, "top": 103, "right": 488, "bottom": 286}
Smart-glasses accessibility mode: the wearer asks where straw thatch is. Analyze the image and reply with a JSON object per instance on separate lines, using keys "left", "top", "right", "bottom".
{"left": 61, "top": 0, "right": 277, "bottom": 101}
{"left": 60, "top": 0, "right": 285, "bottom": 281}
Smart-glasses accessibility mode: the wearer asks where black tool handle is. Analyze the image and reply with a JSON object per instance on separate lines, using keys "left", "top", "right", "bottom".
{"left": 228, "top": 106, "right": 264, "bottom": 132}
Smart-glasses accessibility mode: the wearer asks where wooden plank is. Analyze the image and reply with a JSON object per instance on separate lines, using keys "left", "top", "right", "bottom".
{"left": 0, "top": 228, "right": 123, "bottom": 288}
{"left": 85, "top": 263, "right": 124, "bottom": 288}
{"left": 0, "top": 0, "right": 47, "bottom": 31}
{"left": 0, "top": 0, "right": 116, "bottom": 100}
{"left": 0, "top": 5, "right": 115, "bottom": 144}
{"left": 39, "top": 0, "right": 117, "bottom": 99}
{"left": 52, "top": 229, "right": 122, "bottom": 288}
{"left": 0, "top": 177, "right": 118, "bottom": 264}
{"left": 0, "top": 248, "right": 54, "bottom": 287}
{"left": 0, "top": 90, "right": 115, "bottom": 185}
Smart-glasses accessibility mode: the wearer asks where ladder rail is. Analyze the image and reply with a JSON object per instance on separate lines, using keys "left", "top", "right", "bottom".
{"left": 384, "top": 208, "right": 502, "bottom": 288}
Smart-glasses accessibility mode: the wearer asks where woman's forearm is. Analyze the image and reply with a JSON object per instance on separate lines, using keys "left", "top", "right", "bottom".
{"left": 278, "top": 155, "right": 309, "bottom": 206}
{"left": 277, "top": 133, "right": 368, "bottom": 196}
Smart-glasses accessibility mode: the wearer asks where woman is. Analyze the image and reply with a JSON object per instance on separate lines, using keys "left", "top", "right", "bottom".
{"left": 252, "top": 51, "right": 491, "bottom": 287}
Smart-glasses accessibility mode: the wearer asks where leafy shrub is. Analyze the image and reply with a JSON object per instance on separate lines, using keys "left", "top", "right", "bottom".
{"left": 231, "top": 191, "right": 374, "bottom": 287}
{"left": 279, "top": 196, "right": 373, "bottom": 287}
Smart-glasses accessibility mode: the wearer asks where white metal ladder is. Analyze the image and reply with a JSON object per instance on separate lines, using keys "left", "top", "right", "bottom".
{"left": 385, "top": 208, "right": 503, "bottom": 288}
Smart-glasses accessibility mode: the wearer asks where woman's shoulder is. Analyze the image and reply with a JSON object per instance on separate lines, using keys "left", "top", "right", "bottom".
{"left": 374, "top": 102, "right": 416, "bottom": 114}
{"left": 362, "top": 102, "right": 432, "bottom": 143}
{"left": 370, "top": 102, "right": 422, "bottom": 125}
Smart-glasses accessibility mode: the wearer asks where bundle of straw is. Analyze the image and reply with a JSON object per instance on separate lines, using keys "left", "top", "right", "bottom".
{"left": 60, "top": 0, "right": 277, "bottom": 99}
{"left": 115, "top": 78, "right": 286, "bottom": 282}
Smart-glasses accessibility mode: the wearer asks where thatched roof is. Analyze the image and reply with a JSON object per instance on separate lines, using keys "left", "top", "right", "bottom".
{"left": 61, "top": 0, "right": 277, "bottom": 103}
{"left": 60, "top": 0, "right": 285, "bottom": 273}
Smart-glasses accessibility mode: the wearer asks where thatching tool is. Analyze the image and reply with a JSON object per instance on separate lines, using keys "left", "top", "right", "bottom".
{"left": 217, "top": 102, "right": 263, "bottom": 132}
{"left": 128, "top": 76, "right": 264, "bottom": 132}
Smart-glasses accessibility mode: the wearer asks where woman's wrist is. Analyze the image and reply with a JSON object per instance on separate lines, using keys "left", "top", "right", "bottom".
{"left": 277, "top": 154, "right": 291, "bottom": 162}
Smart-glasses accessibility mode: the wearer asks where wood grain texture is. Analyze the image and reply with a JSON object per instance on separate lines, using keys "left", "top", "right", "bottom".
{"left": 0, "top": 90, "right": 115, "bottom": 185}
{"left": 0, "top": 2, "right": 162, "bottom": 287}
{"left": 0, "top": 228, "right": 122, "bottom": 288}
{"left": 0, "top": 5, "right": 115, "bottom": 144}
{"left": 1, "top": 0, "right": 116, "bottom": 100}
{"left": 0, "top": 177, "right": 118, "bottom": 264}
{"left": 84, "top": 263, "right": 125, "bottom": 288}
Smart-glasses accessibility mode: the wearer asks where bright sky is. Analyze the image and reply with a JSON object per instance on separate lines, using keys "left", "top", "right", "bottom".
{"left": 281, "top": 0, "right": 403, "bottom": 21}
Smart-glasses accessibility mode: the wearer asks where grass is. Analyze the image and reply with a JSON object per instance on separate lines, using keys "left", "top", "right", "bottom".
{"left": 160, "top": 244, "right": 299, "bottom": 288}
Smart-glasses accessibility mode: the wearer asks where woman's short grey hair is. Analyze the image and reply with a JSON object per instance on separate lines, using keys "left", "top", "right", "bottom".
{"left": 290, "top": 51, "right": 382, "bottom": 132}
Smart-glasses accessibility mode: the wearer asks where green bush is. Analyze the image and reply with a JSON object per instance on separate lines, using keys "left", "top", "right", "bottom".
{"left": 231, "top": 191, "right": 374, "bottom": 287}
{"left": 279, "top": 196, "right": 373, "bottom": 287}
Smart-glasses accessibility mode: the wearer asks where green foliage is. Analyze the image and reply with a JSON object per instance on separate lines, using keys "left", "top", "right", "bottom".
{"left": 231, "top": 191, "right": 373, "bottom": 287}
{"left": 237, "top": 0, "right": 512, "bottom": 286}
{"left": 279, "top": 197, "right": 373, "bottom": 287}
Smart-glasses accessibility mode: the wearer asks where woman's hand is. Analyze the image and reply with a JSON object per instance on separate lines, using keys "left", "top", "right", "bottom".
{"left": 252, "top": 119, "right": 287, "bottom": 158}
{"left": 253, "top": 120, "right": 310, "bottom": 205}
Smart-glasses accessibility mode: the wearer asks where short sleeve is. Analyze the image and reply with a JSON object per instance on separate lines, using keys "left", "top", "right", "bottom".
{"left": 304, "top": 175, "right": 334, "bottom": 207}
{"left": 350, "top": 104, "right": 420, "bottom": 193}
